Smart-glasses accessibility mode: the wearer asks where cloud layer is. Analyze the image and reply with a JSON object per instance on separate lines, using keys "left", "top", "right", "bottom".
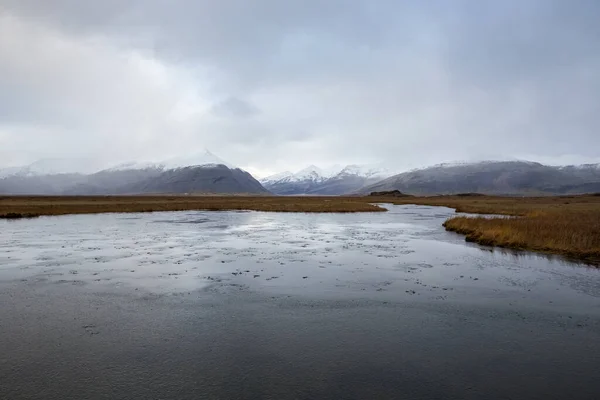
{"left": 1, "top": 0, "right": 599, "bottom": 176}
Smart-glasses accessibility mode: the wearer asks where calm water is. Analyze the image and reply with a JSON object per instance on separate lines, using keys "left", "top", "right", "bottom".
{"left": 1, "top": 205, "right": 599, "bottom": 400}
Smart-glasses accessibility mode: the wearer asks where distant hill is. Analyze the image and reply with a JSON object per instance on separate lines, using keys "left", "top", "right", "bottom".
{"left": 0, "top": 151, "right": 269, "bottom": 195}
{"left": 4, "top": 158, "right": 599, "bottom": 196}
{"left": 358, "top": 161, "right": 600, "bottom": 195}
{"left": 0, "top": 164, "right": 268, "bottom": 195}
{"left": 118, "top": 165, "right": 268, "bottom": 194}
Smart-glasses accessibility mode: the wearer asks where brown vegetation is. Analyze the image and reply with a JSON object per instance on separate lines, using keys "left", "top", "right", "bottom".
{"left": 381, "top": 194, "right": 600, "bottom": 263}
{"left": 443, "top": 210, "right": 600, "bottom": 263}
{"left": 375, "top": 194, "right": 600, "bottom": 217}
{"left": 2, "top": 194, "right": 599, "bottom": 264}
{"left": 0, "top": 195, "right": 386, "bottom": 217}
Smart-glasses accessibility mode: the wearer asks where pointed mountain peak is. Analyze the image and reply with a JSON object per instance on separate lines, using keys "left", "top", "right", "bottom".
{"left": 160, "top": 150, "right": 233, "bottom": 170}
{"left": 259, "top": 171, "right": 294, "bottom": 184}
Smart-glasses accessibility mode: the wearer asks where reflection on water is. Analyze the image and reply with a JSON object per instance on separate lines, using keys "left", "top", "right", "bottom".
{"left": 0, "top": 205, "right": 599, "bottom": 400}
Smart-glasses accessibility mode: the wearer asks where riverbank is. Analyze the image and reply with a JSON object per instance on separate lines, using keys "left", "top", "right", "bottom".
{"left": 443, "top": 209, "right": 600, "bottom": 264}
{"left": 385, "top": 194, "right": 600, "bottom": 264}
{"left": 2, "top": 194, "right": 600, "bottom": 264}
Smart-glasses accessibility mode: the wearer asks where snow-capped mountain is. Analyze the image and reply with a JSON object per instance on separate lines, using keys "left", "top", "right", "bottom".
{"left": 0, "top": 166, "right": 25, "bottom": 179}
{"left": 0, "top": 158, "right": 103, "bottom": 178}
{"left": 260, "top": 165, "right": 339, "bottom": 185}
{"left": 559, "top": 163, "right": 600, "bottom": 171}
{"left": 282, "top": 165, "right": 339, "bottom": 183}
{"left": 261, "top": 159, "right": 600, "bottom": 196}
{"left": 161, "top": 150, "right": 232, "bottom": 170}
{"left": 260, "top": 163, "right": 396, "bottom": 195}
{"left": 260, "top": 171, "right": 294, "bottom": 186}
{"left": 291, "top": 165, "right": 328, "bottom": 183}
{"left": 105, "top": 149, "right": 232, "bottom": 172}
{"left": 260, "top": 166, "right": 332, "bottom": 195}
{"left": 360, "top": 160, "right": 600, "bottom": 195}
{"left": 0, "top": 150, "right": 269, "bottom": 195}
{"left": 105, "top": 161, "right": 165, "bottom": 172}
{"left": 0, "top": 149, "right": 234, "bottom": 178}
{"left": 336, "top": 164, "right": 394, "bottom": 179}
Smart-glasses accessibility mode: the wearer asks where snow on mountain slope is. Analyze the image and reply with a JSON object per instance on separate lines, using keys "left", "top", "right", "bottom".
{"left": 290, "top": 165, "right": 329, "bottom": 182}
{"left": 559, "top": 163, "right": 600, "bottom": 170}
{"left": 105, "top": 161, "right": 165, "bottom": 172}
{"left": 260, "top": 171, "right": 294, "bottom": 185}
{"left": 259, "top": 163, "right": 397, "bottom": 195}
{"left": 261, "top": 163, "right": 393, "bottom": 185}
{"left": 162, "top": 149, "right": 232, "bottom": 169}
{"left": 335, "top": 164, "right": 395, "bottom": 179}
{"left": 105, "top": 149, "right": 232, "bottom": 172}
{"left": 0, "top": 150, "right": 234, "bottom": 179}
{"left": 0, "top": 166, "right": 24, "bottom": 179}
{"left": 0, "top": 158, "right": 101, "bottom": 177}
{"left": 415, "top": 159, "right": 543, "bottom": 172}
{"left": 261, "top": 165, "right": 337, "bottom": 185}
{"left": 359, "top": 160, "right": 600, "bottom": 195}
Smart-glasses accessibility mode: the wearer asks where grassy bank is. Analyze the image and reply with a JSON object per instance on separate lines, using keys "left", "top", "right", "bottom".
{"left": 0, "top": 195, "right": 386, "bottom": 217}
{"left": 2, "top": 194, "right": 599, "bottom": 264}
{"left": 443, "top": 209, "right": 600, "bottom": 264}
{"left": 376, "top": 194, "right": 600, "bottom": 263}
{"left": 376, "top": 194, "right": 600, "bottom": 216}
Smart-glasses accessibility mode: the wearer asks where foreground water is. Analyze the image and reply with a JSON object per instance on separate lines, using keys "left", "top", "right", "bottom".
{"left": 1, "top": 205, "right": 599, "bottom": 400}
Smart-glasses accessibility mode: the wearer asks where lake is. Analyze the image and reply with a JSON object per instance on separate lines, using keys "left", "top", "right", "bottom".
{"left": 1, "top": 204, "right": 599, "bottom": 399}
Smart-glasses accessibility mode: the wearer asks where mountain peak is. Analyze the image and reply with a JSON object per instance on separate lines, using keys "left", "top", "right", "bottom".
{"left": 260, "top": 171, "right": 294, "bottom": 184}
{"left": 162, "top": 149, "right": 232, "bottom": 170}
{"left": 103, "top": 150, "right": 233, "bottom": 173}
{"left": 0, "top": 157, "right": 102, "bottom": 177}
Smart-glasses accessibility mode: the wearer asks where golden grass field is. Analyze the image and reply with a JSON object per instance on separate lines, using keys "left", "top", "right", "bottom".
{"left": 0, "top": 195, "right": 385, "bottom": 217}
{"left": 1, "top": 194, "right": 599, "bottom": 264}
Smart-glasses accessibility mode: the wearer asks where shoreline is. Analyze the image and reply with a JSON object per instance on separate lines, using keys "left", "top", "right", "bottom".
{"left": 2, "top": 194, "right": 599, "bottom": 265}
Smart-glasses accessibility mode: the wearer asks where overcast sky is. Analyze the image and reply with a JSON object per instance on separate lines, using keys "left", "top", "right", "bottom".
{"left": 1, "top": 0, "right": 599, "bottom": 177}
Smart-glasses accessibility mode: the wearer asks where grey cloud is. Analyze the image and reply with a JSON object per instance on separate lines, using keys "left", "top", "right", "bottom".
{"left": 0, "top": 0, "right": 599, "bottom": 174}
{"left": 210, "top": 97, "right": 260, "bottom": 119}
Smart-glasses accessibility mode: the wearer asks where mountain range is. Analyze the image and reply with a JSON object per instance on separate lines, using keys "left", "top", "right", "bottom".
{"left": 0, "top": 150, "right": 268, "bottom": 195}
{"left": 2, "top": 154, "right": 600, "bottom": 196}
{"left": 360, "top": 161, "right": 600, "bottom": 195}
{"left": 260, "top": 164, "right": 395, "bottom": 195}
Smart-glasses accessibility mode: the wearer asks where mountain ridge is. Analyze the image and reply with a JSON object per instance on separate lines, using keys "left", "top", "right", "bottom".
{"left": 3, "top": 158, "right": 600, "bottom": 196}
{"left": 0, "top": 150, "right": 268, "bottom": 195}
{"left": 260, "top": 163, "right": 395, "bottom": 195}
{"left": 359, "top": 161, "right": 600, "bottom": 195}
{"left": 0, "top": 149, "right": 231, "bottom": 178}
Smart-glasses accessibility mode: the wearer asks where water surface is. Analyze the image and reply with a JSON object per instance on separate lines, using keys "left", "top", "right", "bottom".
{"left": 1, "top": 205, "right": 599, "bottom": 399}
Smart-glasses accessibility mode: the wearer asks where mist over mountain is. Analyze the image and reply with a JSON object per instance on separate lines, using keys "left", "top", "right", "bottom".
{"left": 359, "top": 161, "right": 600, "bottom": 195}
{"left": 3, "top": 156, "right": 600, "bottom": 196}
{"left": 0, "top": 151, "right": 268, "bottom": 195}
{"left": 118, "top": 165, "right": 267, "bottom": 195}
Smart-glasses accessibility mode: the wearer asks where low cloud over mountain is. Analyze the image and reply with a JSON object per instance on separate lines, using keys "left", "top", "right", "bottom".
{"left": 360, "top": 161, "right": 600, "bottom": 195}
{"left": 0, "top": 151, "right": 268, "bottom": 195}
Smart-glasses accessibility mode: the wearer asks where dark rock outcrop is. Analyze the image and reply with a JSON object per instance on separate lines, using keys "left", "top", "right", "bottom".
{"left": 369, "top": 190, "right": 410, "bottom": 197}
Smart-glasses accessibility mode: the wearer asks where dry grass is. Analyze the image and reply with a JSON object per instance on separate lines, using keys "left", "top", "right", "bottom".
{"left": 2, "top": 194, "right": 600, "bottom": 263}
{"left": 443, "top": 210, "right": 600, "bottom": 263}
{"left": 373, "top": 194, "right": 600, "bottom": 216}
{"left": 0, "top": 195, "right": 385, "bottom": 217}
{"left": 421, "top": 195, "right": 600, "bottom": 263}
{"left": 373, "top": 194, "right": 600, "bottom": 263}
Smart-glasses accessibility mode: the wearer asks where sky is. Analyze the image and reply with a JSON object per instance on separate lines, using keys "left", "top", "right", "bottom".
{"left": 1, "top": 0, "right": 599, "bottom": 178}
